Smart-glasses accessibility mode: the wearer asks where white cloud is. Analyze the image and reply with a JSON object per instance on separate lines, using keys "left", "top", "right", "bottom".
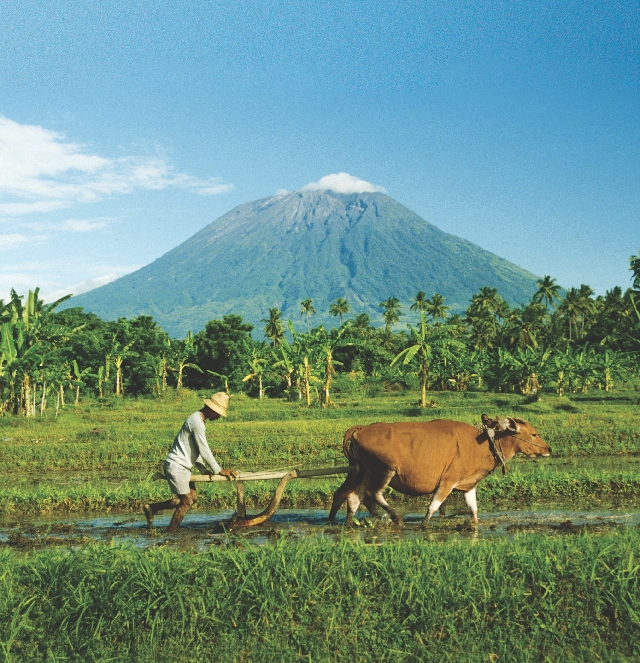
{"left": 0, "top": 116, "right": 233, "bottom": 215}
{"left": 0, "top": 233, "right": 47, "bottom": 251}
{"left": 0, "top": 262, "right": 141, "bottom": 303}
{"left": 275, "top": 188, "right": 291, "bottom": 196}
{"left": 61, "top": 218, "right": 108, "bottom": 232}
{"left": 58, "top": 268, "right": 141, "bottom": 298}
{"left": 302, "top": 173, "right": 387, "bottom": 194}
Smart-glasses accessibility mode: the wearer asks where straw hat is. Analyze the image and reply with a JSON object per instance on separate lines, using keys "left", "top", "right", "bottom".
{"left": 203, "top": 392, "right": 229, "bottom": 417}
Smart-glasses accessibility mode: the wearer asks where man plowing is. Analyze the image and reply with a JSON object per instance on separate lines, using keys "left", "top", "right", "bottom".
{"left": 143, "top": 392, "right": 237, "bottom": 532}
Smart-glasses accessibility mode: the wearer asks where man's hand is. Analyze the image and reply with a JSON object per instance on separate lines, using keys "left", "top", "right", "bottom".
{"left": 218, "top": 468, "right": 238, "bottom": 480}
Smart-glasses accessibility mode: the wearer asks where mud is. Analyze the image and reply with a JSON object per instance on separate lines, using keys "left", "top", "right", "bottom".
{"left": 1, "top": 505, "right": 638, "bottom": 551}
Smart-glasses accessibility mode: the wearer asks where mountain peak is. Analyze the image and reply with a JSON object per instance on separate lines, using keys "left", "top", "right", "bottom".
{"left": 67, "top": 190, "right": 538, "bottom": 336}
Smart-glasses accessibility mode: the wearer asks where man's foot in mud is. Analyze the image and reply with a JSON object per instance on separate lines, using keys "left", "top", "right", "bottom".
{"left": 143, "top": 504, "right": 154, "bottom": 528}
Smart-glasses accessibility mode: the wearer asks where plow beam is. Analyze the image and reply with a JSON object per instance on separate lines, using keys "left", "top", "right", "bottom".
{"left": 152, "top": 465, "right": 357, "bottom": 529}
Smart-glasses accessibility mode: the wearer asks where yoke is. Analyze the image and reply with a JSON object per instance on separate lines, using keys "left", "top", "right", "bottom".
{"left": 153, "top": 465, "right": 357, "bottom": 529}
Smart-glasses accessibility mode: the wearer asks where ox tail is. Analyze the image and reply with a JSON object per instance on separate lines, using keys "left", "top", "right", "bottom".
{"left": 342, "top": 426, "right": 364, "bottom": 465}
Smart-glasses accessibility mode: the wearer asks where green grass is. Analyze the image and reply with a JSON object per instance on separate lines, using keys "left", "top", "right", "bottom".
{"left": 1, "top": 467, "right": 639, "bottom": 515}
{"left": 0, "top": 531, "right": 638, "bottom": 662}
{"left": 1, "top": 388, "right": 640, "bottom": 515}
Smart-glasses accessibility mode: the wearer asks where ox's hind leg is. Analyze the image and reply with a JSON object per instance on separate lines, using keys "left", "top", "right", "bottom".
{"left": 345, "top": 486, "right": 364, "bottom": 527}
{"left": 464, "top": 487, "right": 479, "bottom": 524}
{"left": 422, "top": 483, "right": 455, "bottom": 528}
{"left": 329, "top": 472, "right": 358, "bottom": 523}
{"left": 329, "top": 468, "right": 381, "bottom": 523}
{"left": 368, "top": 469, "right": 402, "bottom": 525}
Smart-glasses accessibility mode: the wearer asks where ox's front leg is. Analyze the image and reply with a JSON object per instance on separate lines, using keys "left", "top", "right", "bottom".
{"left": 464, "top": 487, "right": 479, "bottom": 524}
{"left": 422, "top": 483, "right": 455, "bottom": 528}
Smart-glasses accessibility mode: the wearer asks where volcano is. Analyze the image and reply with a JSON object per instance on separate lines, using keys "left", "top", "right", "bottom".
{"left": 68, "top": 190, "right": 539, "bottom": 336}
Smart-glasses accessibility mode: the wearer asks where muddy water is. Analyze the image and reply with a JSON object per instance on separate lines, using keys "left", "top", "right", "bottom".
{"left": 1, "top": 505, "right": 638, "bottom": 551}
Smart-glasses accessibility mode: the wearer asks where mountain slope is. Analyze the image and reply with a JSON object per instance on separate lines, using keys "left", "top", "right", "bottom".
{"left": 68, "top": 191, "right": 539, "bottom": 336}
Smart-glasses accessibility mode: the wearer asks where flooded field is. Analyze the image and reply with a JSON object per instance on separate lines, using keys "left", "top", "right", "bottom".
{"left": 1, "top": 503, "right": 638, "bottom": 551}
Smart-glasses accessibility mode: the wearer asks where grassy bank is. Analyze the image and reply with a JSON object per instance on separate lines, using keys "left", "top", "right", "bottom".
{"left": 0, "top": 531, "right": 638, "bottom": 662}
{"left": 1, "top": 467, "right": 640, "bottom": 516}
{"left": 1, "top": 390, "right": 640, "bottom": 473}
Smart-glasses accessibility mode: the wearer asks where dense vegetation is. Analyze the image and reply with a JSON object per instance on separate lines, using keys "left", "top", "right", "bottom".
{"left": 1, "top": 532, "right": 638, "bottom": 662}
{"left": 1, "top": 253, "right": 639, "bottom": 416}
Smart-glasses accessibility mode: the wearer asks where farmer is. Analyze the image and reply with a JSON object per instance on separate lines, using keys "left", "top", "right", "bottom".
{"left": 143, "top": 392, "right": 237, "bottom": 532}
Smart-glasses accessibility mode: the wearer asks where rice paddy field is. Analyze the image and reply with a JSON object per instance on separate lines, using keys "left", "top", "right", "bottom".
{"left": 1, "top": 388, "right": 639, "bottom": 661}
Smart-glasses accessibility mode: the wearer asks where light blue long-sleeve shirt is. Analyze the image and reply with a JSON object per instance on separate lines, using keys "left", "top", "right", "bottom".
{"left": 165, "top": 411, "right": 222, "bottom": 474}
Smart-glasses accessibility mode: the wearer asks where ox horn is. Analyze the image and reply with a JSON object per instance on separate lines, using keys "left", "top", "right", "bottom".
{"left": 481, "top": 414, "right": 497, "bottom": 428}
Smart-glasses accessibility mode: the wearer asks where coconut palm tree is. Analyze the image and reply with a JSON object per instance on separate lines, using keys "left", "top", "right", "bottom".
{"left": 379, "top": 297, "right": 402, "bottom": 332}
{"left": 559, "top": 288, "right": 581, "bottom": 342}
{"left": 262, "top": 307, "right": 285, "bottom": 347}
{"left": 630, "top": 250, "right": 640, "bottom": 290}
{"left": 329, "top": 297, "right": 350, "bottom": 326}
{"left": 471, "top": 287, "right": 504, "bottom": 315}
{"left": 300, "top": 299, "right": 316, "bottom": 332}
{"left": 410, "top": 291, "right": 427, "bottom": 315}
{"left": 533, "top": 275, "right": 562, "bottom": 310}
{"left": 424, "top": 293, "right": 450, "bottom": 321}
{"left": 577, "top": 284, "right": 597, "bottom": 336}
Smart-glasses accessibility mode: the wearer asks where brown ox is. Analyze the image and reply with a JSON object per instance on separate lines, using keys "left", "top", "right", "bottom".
{"left": 329, "top": 415, "right": 551, "bottom": 527}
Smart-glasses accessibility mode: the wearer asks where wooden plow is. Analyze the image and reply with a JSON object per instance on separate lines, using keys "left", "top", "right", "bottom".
{"left": 154, "top": 465, "right": 356, "bottom": 529}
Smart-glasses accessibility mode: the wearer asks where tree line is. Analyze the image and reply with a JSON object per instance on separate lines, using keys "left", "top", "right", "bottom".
{"left": 1, "top": 254, "right": 639, "bottom": 415}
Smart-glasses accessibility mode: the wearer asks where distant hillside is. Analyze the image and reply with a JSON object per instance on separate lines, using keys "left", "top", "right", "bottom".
{"left": 67, "top": 191, "right": 540, "bottom": 337}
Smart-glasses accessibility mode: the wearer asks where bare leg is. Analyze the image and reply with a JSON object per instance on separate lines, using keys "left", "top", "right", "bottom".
{"left": 143, "top": 497, "right": 180, "bottom": 528}
{"left": 167, "top": 491, "right": 196, "bottom": 532}
{"left": 144, "top": 480, "right": 199, "bottom": 529}
{"left": 464, "top": 487, "right": 479, "bottom": 523}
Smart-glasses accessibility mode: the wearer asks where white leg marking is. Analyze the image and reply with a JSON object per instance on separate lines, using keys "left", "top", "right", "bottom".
{"left": 464, "top": 487, "right": 478, "bottom": 523}
{"left": 427, "top": 497, "right": 443, "bottom": 521}
{"left": 347, "top": 492, "right": 361, "bottom": 512}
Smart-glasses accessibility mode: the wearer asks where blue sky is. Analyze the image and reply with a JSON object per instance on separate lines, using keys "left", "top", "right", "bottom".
{"left": 1, "top": 0, "right": 638, "bottom": 304}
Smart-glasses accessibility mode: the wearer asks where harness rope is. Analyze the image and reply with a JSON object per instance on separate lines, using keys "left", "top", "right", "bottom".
{"left": 480, "top": 427, "right": 548, "bottom": 475}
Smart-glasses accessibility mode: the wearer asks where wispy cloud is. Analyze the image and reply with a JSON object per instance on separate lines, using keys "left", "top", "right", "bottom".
{"left": 0, "top": 233, "right": 47, "bottom": 251}
{"left": 0, "top": 262, "right": 143, "bottom": 303}
{"left": 60, "top": 218, "right": 108, "bottom": 232}
{"left": 51, "top": 267, "right": 143, "bottom": 299}
{"left": 0, "top": 116, "right": 233, "bottom": 215}
{"left": 302, "top": 173, "right": 386, "bottom": 194}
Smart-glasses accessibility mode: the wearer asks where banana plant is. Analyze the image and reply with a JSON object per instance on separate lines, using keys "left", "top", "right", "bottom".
{"left": 71, "top": 360, "right": 93, "bottom": 406}
{"left": 207, "top": 370, "right": 230, "bottom": 395}
{"left": 242, "top": 347, "right": 270, "bottom": 400}
{"left": 392, "top": 312, "right": 465, "bottom": 407}
{"left": 172, "top": 332, "right": 202, "bottom": 390}
{"left": 271, "top": 339, "right": 296, "bottom": 399}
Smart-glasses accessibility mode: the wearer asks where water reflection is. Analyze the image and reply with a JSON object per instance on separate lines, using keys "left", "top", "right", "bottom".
{"left": 1, "top": 506, "right": 638, "bottom": 551}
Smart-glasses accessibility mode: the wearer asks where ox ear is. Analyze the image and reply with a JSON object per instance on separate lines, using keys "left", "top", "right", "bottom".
{"left": 499, "top": 417, "right": 519, "bottom": 432}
